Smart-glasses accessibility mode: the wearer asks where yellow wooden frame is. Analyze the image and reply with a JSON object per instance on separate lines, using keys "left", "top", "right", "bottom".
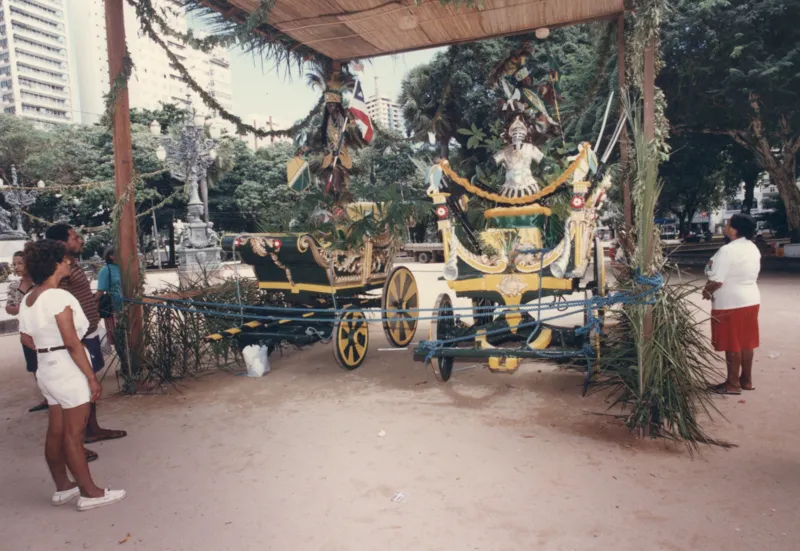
{"left": 257, "top": 281, "right": 378, "bottom": 294}
{"left": 483, "top": 204, "right": 553, "bottom": 219}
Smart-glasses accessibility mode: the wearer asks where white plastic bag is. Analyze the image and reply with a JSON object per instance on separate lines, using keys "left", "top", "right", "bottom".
{"left": 242, "top": 344, "right": 270, "bottom": 377}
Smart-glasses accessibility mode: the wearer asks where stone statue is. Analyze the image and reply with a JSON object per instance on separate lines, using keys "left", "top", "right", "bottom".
{"left": 0, "top": 207, "right": 13, "bottom": 235}
{"left": 1, "top": 166, "right": 37, "bottom": 238}
{"left": 493, "top": 116, "right": 544, "bottom": 198}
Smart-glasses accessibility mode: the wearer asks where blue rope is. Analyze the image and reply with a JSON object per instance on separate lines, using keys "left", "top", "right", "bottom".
{"left": 126, "top": 268, "right": 664, "bottom": 364}
{"left": 139, "top": 289, "right": 650, "bottom": 316}
{"left": 126, "top": 286, "right": 658, "bottom": 325}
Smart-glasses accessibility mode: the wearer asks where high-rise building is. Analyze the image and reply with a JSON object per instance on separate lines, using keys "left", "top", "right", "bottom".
{"left": 69, "top": 0, "right": 233, "bottom": 125}
{"left": 0, "top": 0, "right": 75, "bottom": 126}
{"left": 366, "top": 77, "right": 403, "bottom": 134}
{"left": 366, "top": 95, "right": 403, "bottom": 134}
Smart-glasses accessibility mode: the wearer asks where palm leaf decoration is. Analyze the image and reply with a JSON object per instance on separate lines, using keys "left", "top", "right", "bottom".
{"left": 587, "top": 97, "right": 729, "bottom": 453}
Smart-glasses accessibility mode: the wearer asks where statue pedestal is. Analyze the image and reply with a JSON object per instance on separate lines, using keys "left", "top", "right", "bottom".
{"left": 176, "top": 246, "right": 223, "bottom": 286}
{"left": 0, "top": 235, "right": 28, "bottom": 263}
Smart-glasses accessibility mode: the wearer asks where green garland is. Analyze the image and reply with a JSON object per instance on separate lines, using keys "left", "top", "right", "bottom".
{"left": 103, "top": 48, "right": 134, "bottom": 129}
{"left": 123, "top": 0, "right": 324, "bottom": 139}
{"left": 625, "top": 0, "right": 670, "bottom": 157}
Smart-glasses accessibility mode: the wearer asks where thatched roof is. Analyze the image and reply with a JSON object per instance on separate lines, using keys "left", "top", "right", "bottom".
{"left": 195, "top": 0, "right": 624, "bottom": 61}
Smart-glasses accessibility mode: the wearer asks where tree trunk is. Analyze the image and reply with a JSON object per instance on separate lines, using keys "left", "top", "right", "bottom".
{"left": 741, "top": 174, "right": 757, "bottom": 214}
{"left": 685, "top": 209, "right": 697, "bottom": 235}
{"left": 734, "top": 104, "right": 800, "bottom": 241}
{"left": 768, "top": 165, "right": 800, "bottom": 242}
{"left": 201, "top": 174, "right": 210, "bottom": 226}
{"left": 168, "top": 213, "right": 176, "bottom": 268}
{"left": 674, "top": 212, "right": 686, "bottom": 235}
{"left": 439, "top": 136, "right": 450, "bottom": 159}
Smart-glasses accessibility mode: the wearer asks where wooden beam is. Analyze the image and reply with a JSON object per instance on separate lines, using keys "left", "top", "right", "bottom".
{"left": 643, "top": 37, "right": 655, "bottom": 142}
{"left": 105, "top": 0, "right": 142, "bottom": 374}
{"left": 618, "top": 12, "right": 632, "bottom": 231}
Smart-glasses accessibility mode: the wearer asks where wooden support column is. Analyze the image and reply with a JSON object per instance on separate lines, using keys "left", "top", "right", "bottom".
{"left": 618, "top": 13, "right": 632, "bottom": 232}
{"left": 643, "top": 37, "right": 656, "bottom": 142}
{"left": 105, "top": 0, "right": 142, "bottom": 374}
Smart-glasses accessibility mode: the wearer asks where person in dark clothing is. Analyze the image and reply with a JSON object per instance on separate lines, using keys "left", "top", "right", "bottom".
{"left": 6, "top": 250, "right": 47, "bottom": 412}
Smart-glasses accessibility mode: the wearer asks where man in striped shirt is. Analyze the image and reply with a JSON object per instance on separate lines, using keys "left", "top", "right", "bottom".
{"left": 46, "top": 224, "right": 127, "bottom": 461}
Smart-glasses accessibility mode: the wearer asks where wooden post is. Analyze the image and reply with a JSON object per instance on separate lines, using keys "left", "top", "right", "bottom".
{"left": 269, "top": 115, "right": 274, "bottom": 144}
{"left": 105, "top": 0, "right": 142, "bottom": 374}
{"left": 643, "top": 37, "right": 656, "bottom": 142}
{"left": 618, "top": 13, "right": 632, "bottom": 233}
{"left": 168, "top": 211, "right": 176, "bottom": 267}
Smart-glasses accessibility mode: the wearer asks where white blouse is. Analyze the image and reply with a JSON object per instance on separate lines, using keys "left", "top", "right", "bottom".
{"left": 18, "top": 288, "right": 90, "bottom": 349}
{"left": 705, "top": 237, "right": 761, "bottom": 310}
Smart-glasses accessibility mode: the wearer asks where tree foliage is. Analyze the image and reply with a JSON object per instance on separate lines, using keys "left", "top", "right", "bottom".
{"left": 658, "top": 134, "right": 740, "bottom": 231}
{"left": 661, "top": 0, "right": 800, "bottom": 239}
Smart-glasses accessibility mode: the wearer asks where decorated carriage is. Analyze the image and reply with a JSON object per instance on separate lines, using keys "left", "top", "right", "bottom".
{"left": 413, "top": 45, "right": 621, "bottom": 382}
{"left": 204, "top": 64, "right": 420, "bottom": 369}
{"left": 206, "top": 206, "right": 419, "bottom": 369}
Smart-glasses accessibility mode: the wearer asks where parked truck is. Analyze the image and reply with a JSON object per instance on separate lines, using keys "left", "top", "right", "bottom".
{"left": 403, "top": 242, "right": 444, "bottom": 263}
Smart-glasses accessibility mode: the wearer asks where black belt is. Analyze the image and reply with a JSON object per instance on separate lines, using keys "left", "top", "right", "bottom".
{"left": 37, "top": 346, "right": 67, "bottom": 354}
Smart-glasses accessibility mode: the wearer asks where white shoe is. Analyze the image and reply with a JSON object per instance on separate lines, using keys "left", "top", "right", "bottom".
{"left": 52, "top": 487, "right": 80, "bottom": 506}
{"left": 76, "top": 489, "right": 126, "bottom": 512}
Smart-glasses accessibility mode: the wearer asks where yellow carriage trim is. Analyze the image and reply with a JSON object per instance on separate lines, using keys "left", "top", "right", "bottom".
{"left": 257, "top": 281, "right": 367, "bottom": 293}
{"left": 448, "top": 273, "right": 574, "bottom": 295}
{"left": 447, "top": 228, "right": 509, "bottom": 274}
{"left": 437, "top": 144, "right": 589, "bottom": 205}
{"left": 204, "top": 326, "right": 245, "bottom": 342}
{"left": 528, "top": 328, "right": 553, "bottom": 350}
{"left": 483, "top": 204, "right": 552, "bottom": 218}
{"left": 513, "top": 239, "right": 568, "bottom": 273}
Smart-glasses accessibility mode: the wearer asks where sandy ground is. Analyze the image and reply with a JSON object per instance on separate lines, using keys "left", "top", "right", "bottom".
{"left": 1, "top": 265, "right": 799, "bottom": 551}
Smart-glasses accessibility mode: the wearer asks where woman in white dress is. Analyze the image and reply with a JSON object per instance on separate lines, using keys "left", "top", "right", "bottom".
{"left": 19, "top": 240, "right": 125, "bottom": 511}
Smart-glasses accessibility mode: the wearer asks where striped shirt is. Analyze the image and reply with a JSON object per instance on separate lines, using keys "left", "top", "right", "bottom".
{"left": 60, "top": 261, "right": 100, "bottom": 335}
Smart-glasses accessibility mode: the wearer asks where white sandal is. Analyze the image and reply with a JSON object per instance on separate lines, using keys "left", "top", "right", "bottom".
{"left": 52, "top": 487, "right": 80, "bottom": 506}
{"left": 77, "top": 489, "right": 126, "bottom": 512}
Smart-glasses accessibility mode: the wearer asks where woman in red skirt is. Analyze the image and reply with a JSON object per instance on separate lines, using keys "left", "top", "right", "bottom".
{"left": 703, "top": 213, "right": 761, "bottom": 395}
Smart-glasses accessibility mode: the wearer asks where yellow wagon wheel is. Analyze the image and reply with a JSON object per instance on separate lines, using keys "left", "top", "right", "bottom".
{"left": 381, "top": 266, "right": 419, "bottom": 347}
{"left": 333, "top": 307, "right": 370, "bottom": 370}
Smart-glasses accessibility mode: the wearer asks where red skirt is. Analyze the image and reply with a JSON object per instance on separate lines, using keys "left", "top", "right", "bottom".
{"left": 711, "top": 305, "right": 760, "bottom": 353}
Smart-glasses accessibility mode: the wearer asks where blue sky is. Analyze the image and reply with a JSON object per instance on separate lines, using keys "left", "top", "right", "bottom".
{"left": 227, "top": 48, "right": 442, "bottom": 125}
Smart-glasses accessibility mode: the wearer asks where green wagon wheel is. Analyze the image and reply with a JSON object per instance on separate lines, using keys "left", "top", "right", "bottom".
{"left": 471, "top": 297, "right": 497, "bottom": 326}
{"left": 333, "top": 308, "right": 369, "bottom": 370}
{"left": 430, "top": 293, "right": 455, "bottom": 382}
{"left": 382, "top": 266, "right": 419, "bottom": 347}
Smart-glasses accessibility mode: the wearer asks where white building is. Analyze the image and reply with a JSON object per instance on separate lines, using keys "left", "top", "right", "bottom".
{"left": 689, "top": 178, "right": 780, "bottom": 234}
{"left": 68, "top": 0, "right": 232, "bottom": 125}
{"left": 366, "top": 78, "right": 403, "bottom": 135}
{"left": 0, "top": 0, "right": 75, "bottom": 126}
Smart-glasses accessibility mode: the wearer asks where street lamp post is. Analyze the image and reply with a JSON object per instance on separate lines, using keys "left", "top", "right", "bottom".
{"left": 151, "top": 99, "right": 222, "bottom": 281}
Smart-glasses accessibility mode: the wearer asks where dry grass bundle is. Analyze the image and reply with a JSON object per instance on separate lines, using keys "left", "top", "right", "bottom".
{"left": 590, "top": 99, "right": 729, "bottom": 452}
{"left": 113, "top": 272, "right": 259, "bottom": 393}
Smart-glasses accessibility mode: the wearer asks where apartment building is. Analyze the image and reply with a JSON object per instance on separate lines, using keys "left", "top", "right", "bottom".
{"left": 0, "top": 0, "right": 75, "bottom": 126}
{"left": 69, "top": 0, "right": 232, "bottom": 125}
{"left": 366, "top": 93, "right": 403, "bottom": 134}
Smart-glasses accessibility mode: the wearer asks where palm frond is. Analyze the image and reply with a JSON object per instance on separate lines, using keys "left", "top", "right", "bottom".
{"left": 586, "top": 97, "right": 729, "bottom": 453}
